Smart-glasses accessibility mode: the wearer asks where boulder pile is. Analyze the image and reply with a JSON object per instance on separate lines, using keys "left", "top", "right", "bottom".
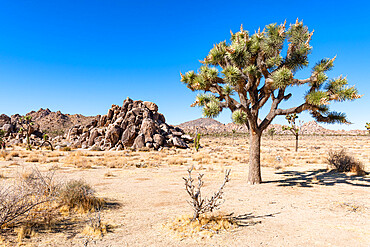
{"left": 0, "top": 114, "right": 45, "bottom": 147}
{"left": 64, "top": 97, "right": 192, "bottom": 151}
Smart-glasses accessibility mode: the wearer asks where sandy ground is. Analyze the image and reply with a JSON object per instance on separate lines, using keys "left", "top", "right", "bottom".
{"left": 0, "top": 135, "right": 369, "bottom": 246}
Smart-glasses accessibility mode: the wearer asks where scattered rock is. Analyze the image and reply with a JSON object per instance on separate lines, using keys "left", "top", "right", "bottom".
{"left": 172, "top": 136, "right": 188, "bottom": 149}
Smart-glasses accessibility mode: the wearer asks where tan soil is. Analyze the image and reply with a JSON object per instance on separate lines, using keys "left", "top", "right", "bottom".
{"left": 0, "top": 135, "right": 369, "bottom": 246}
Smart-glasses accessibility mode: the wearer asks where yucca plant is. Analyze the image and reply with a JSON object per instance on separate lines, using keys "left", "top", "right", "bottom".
{"left": 181, "top": 19, "right": 362, "bottom": 184}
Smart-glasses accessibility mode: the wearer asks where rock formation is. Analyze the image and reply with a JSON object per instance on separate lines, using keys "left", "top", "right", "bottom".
{"left": 64, "top": 97, "right": 192, "bottom": 151}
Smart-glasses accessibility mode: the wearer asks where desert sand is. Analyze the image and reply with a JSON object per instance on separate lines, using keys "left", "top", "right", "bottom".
{"left": 0, "top": 135, "right": 369, "bottom": 246}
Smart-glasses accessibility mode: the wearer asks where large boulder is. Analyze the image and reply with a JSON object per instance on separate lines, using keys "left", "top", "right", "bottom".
{"left": 172, "top": 136, "right": 188, "bottom": 149}
{"left": 0, "top": 114, "right": 11, "bottom": 128}
{"left": 105, "top": 124, "right": 122, "bottom": 146}
{"left": 153, "top": 134, "right": 165, "bottom": 146}
{"left": 140, "top": 118, "right": 157, "bottom": 142}
{"left": 143, "top": 101, "right": 158, "bottom": 112}
{"left": 121, "top": 124, "right": 136, "bottom": 146}
{"left": 2, "top": 123, "right": 13, "bottom": 134}
{"left": 132, "top": 133, "right": 145, "bottom": 149}
{"left": 88, "top": 128, "right": 99, "bottom": 146}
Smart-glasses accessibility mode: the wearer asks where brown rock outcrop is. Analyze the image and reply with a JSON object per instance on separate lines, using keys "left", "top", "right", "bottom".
{"left": 65, "top": 97, "right": 191, "bottom": 150}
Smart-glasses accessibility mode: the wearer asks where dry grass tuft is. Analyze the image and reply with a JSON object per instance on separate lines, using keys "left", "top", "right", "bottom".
{"left": 81, "top": 211, "right": 108, "bottom": 239}
{"left": 168, "top": 157, "right": 187, "bottom": 166}
{"left": 165, "top": 213, "right": 237, "bottom": 238}
{"left": 104, "top": 172, "right": 114, "bottom": 177}
{"left": 60, "top": 146, "right": 72, "bottom": 152}
{"left": 0, "top": 151, "right": 8, "bottom": 160}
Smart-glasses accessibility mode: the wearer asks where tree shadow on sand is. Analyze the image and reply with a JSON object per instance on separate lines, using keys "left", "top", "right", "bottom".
{"left": 230, "top": 212, "right": 280, "bottom": 226}
{"left": 265, "top": 169, "right": 370, "bottom": 188}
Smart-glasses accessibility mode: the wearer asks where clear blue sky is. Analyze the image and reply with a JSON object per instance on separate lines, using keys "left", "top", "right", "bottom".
{"left": 0, "top": 1, "right": 369, "bottom": 130}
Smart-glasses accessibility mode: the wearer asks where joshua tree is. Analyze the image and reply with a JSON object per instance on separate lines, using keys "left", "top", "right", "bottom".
{"left": 267, "top": 127, "right": 276, "bottom": 140}
{"left": 0, "top": 129, "right": 5, "bottom": 150}
{"left": 231, "top": 129, "right": 237, "bottom": 144}
{"left": 282, "top": 113, "right": 303, "bottom": 151}
{"left": 40, "top": 134, "right": 54, "bottom": 151}
{"left": 181, "top": 19, "right": 362, "bottom": 184}
{"left": 366, "top": 123, "right": 370, "bottom": 134}
{"left": 18, "top": 116, "right": 35, "bottom": 151}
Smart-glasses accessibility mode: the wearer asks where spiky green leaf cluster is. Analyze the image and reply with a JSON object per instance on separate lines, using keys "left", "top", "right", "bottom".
{"left": 199, "top": 66, "right": 219, "bottom": 80}
{"left": 313, "top": 58, "right": 334, "bottom": 73}
{"left": 222, "top": 66, "right": 242, "bottom": 86}
{"left": 311, "top": 110, "right": 348, "bottom": 124}
{"left": 223, "top": 84, "right": 234, "bottom": 95}
{"left": 181, "top": 71, "right": 197, "bottom": 86}
{"left": 262, "top": 23, "right": 286, "bottom": 57}
{"left": 365, "top": 123, "right": 370, "bottom": 133}
{"left": 284, "top": 20, "right": 312, "bottom": 71}
{"left": 266, "top": 55, "right": 283, "bottom": 69}
{"left": 202, "top": 101, "right": 220, "bottom": 118}
{"left": 205, "top": 41, "right": 227, "bottom": 65}
{"left": 324, "top": 76, "right": 359, "bottom": 101}
{"left": 272, "top": 68, "right": 292, "bottom": 88}
{"left": 232, "top": 109, "right": 248, "bottom": 125}
{"left": 195, "top": 94, "right": 221, "bottom": 118}
{"left": 244, "top": 65, "right": 261, "bottom": 78}
{"left": 306, "top": 91, "right": 328, "bottom": 105}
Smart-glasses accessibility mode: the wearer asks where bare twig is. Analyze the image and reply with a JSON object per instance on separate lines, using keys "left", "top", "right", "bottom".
{"left": 183, "top": 166, "right": 231, "bottom": 221}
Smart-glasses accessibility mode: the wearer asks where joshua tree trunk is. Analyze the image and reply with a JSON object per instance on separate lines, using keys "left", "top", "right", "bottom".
{"left": 248, "top": 130, "right": 262, "bottom": 184}
{"left": 295, "top": 135, "right": 299, "bottom": 152}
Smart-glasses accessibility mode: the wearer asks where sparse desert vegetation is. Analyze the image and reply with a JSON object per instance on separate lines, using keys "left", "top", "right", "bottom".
{"left": 0, "top": 134, "right": 368, "bottom": 246}
{"left": 0, "top": 6, "right": 369, "bottom": 247}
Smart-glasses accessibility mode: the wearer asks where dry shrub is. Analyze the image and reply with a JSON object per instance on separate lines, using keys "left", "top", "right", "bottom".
{"left": 0, "top": 151, "right": 8, "bottom": 160}
{"left": 25, "top": 157, "right": 40, "bottom": 163}
{"left": 104, "top": 172, "right": 114, "bottom": 177}
{"left": 45, "top": 151, "right": 63, "bottom": 158}
{"left": 168, "top": 157, "right": 187, "bottom": 166}
{"left": 327, "top": 149, "right": 365, "bottom": 175}
{"left": 183, "top": 167, "right": 231, "bottom": 221}
{"left": 48, "top": 158, "right": 59, "bottom": 163}
{"left": 0, "top": 169, "right": 110, "bottom": 244}
{"left": 0, "top": 169, "right": 57, "bottom": 229}
{"left": 60, "top": 146, "right": 72, "bottom": 152}
{"left": 62, "top": 152, "right": 93, "bottom": 168}
{"left": 192, "top": 153, "right": 211, "bottom": 162}
{"left": 8, "top": 151, "right": 19, "bottom": 158}
{"left": 81, "top": 211, "right": 108, "bottom": 239}
{"left": 59, "top": 179, "right": 104, "bottom": 213}
{"left": 166, "top": 213, "right": 236, "bottom": 237}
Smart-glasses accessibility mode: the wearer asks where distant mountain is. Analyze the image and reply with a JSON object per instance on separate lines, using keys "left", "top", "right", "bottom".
{"left": 177, "top": 118, "right": 230, "bottom": 134}
{"left": 177, "top": 118, "right": 367, "bottom": 136}
{"left": 0, "top": 108, "right": 95, "bottom": 137}
{"left": 178, "top": 118, "right": 224, "bottom": 128}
